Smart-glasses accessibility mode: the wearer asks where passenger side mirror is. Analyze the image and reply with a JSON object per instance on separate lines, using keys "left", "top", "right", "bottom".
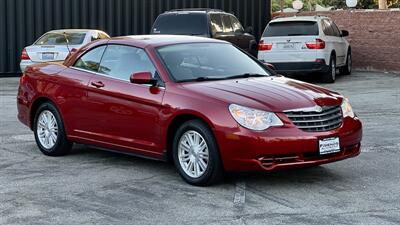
{"left": 245, "top": 26, "right": 253, "bottom": 34}
{"left": 341, "top": 30, "right": 349, "bottom": 37}
{"left": 130, "top": 72, "right": 157, "bottom": 86}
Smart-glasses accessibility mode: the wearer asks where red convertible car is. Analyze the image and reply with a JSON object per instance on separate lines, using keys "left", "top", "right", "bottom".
{"left": 17, "top": 35, "right": 362, "bottom": 186}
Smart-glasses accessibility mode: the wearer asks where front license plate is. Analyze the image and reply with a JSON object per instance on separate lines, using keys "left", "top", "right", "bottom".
{"left": 319, "top": 137, "right": 340, "bottom": 155}
{"left": 42, "top": 52, "right": 54, "bottom": 60}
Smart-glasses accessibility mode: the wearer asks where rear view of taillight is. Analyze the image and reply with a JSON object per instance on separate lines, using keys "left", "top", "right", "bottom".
{"left": 306, "top": 38, "right": 325, "bottom": 49}
{"left": 258, "top": 40, "right": 273, "bottom": 51}
{"left": 21, "top": 48, "right": 30, "bottom": 60}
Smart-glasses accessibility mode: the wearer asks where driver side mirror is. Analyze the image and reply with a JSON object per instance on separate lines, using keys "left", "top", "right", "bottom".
{"left": 130, "top": 72, "right": 157, "bottom": 86}
{"left": 245, "top": 26, "right": 253, "bottom": 34}
{"left": 341, "top": 30, "right": 349, "bottom": 37}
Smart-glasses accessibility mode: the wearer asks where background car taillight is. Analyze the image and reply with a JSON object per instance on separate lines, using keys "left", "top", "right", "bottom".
{"left": 258, "top": 40, "right": 273, "bottom": 51}
{"left": 21, "top": 48, "right": 30, "bottom": 60}
{"left": 306, "top": 38, "right": 325, "bottom": 49}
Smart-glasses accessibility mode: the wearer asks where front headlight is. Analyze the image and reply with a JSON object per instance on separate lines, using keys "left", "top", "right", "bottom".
{"left": 228, "top": 104, "right": 283, "bottom": 130}
{"left": 341, "top": 98, "right": 355, "bottom": 118}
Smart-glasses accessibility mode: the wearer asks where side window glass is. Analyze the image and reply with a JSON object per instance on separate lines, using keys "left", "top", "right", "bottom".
{"left": 210, "top": 14, "right": 223, "bottom": 34}
{"left": 98, "top": 45, "right": 157, "bottom": 81}
{"left": 322, "top": 20, "right": 334, "bottom": 36}
{"left": 222, "top": 15, "right": 234, "bottom": 33}
{"left": 73, "top": 46, "right": 106, "bottom": 72}
{"left": 230, "top": 16, "right": 244, "bottom": 33}
{"left": 330, "top": 22, "right": 341, "bottom": 37}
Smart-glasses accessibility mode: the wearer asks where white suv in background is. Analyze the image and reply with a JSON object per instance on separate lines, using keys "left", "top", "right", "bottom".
{"left": 258, "top": 16, "right": 352, "bottom": 83}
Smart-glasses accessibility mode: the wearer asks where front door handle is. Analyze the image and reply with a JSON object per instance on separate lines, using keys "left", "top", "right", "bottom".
{"left": 91, "top": 81, "right": 105, "bottom": 88}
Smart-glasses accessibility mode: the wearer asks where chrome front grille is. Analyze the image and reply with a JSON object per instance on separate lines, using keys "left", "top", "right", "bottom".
{"left": 284, "top": 105, "right": 342, "bottom": 132}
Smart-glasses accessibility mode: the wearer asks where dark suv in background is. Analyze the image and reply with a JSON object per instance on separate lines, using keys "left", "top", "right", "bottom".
{"left": 151, "top": 8, "right": 258, "bottom": 56}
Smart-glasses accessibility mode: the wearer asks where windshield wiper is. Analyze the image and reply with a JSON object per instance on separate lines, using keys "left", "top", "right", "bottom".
{"left": 177, "top": 74, "right": 268, "bottom": 83}
{"left": 177, "top": 76, "right": 226, "bottom": 83}
{"left": 225, "top": 73, "right": 268, "bottom": 80}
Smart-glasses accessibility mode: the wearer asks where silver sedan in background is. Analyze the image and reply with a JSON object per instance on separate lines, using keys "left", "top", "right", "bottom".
{"left": 20, "top": 29, "right": 110, "bottom": 72}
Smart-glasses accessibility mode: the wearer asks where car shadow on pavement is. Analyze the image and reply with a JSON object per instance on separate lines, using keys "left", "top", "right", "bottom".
{"left": 67, "top": 143, "right": 346, "bottom": 187}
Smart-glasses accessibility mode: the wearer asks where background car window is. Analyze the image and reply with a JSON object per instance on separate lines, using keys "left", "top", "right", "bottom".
{"left": 98, "top": 32, "right": 109, "bottom": 39}
{"left": 263, "top": 21, "right": 319, "bottom": 37}
{"left": 210, "top": 14, "right": 224, "bottom": 34}
{"left": 36, "top": 32, "right": 86, "bottom": 45}
{"left": 330, "top": 21, "right": 342, "bottom": 37}
{"left": 157, "top": 43, "right": 269, "bottom": 82}
{"left": 73, "top": 46, "right": 106, "bottom": 72}
{"left": 221, "top": 15, "right": 234, "bottom": 33}
{"left": 98, "top": 45, "right": 157, "bottom": 81}
{"left": 322, "top": 20, "right": 335, "bottom": 36}
{"left": 151, "top": 13, "right": 208, "bottom": 35}
{"left": 91, "top": 32, "right": 100, "bottom": 42}
{"left": 230, "top": 16, "right": 244, "bottom": 33}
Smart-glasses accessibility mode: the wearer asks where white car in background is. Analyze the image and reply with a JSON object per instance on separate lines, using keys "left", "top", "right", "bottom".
{"left": 258, "top": 16, "right": 352, "bottom": 83}
{"left": 20, "top": 29, "right": 110, "bottom": 72}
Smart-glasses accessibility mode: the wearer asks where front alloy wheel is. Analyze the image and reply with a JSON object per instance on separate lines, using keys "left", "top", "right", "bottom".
{"left": 173, "top": 119, "right": 223, "bottom": 186}
{"left": 178, "top": 130, "right": 210, "bottom": 178}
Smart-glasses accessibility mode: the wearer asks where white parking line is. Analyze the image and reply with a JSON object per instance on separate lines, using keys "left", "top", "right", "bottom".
{"left": 233, "top": 181, "right": 246, "bottom": 208}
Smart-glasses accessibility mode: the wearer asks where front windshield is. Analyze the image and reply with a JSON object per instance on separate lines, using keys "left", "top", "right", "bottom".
{"left": 156, "top": 43, "right": 270, "bottom": 82}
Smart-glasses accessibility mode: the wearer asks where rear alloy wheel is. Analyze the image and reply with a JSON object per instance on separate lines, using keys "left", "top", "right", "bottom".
{"left": 322, "top": 56, "right": 336, "bottom": 83}
{"left": 34, "top": 102, "right": 72, "bottom": 156}
{"left": 340, "top": 51, "right": 352, "bottom": 75}
{"left": 173, "top": 120, "right": 223, "bottom": 186}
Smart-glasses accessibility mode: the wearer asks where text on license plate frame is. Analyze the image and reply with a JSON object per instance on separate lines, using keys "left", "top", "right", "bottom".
{"left": 319, "top": 137, "right": 340, "bottom": 155}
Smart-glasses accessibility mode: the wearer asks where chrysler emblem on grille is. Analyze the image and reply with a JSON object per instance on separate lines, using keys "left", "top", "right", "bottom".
{"left": 315, "top": 106, "right": 323, "bottom": 112}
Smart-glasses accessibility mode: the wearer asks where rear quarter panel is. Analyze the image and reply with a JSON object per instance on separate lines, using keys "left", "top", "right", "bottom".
{"left": 17, "top": 63, "right": 93, "bottom": 134}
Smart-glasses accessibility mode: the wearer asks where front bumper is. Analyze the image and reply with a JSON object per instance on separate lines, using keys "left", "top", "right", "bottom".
{"left": 269, "top": 61, "right": 330, "bottom": 75}
{"left": 214, "top": 116, "right": 362, "bottom": 172}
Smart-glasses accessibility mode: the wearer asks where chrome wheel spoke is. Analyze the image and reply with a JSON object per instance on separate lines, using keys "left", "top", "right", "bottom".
{"left": 198, "top": 159, "right": 207, "bottom": 171}
{"left": 178, "top": 130, "right": 210, "bottom": 178}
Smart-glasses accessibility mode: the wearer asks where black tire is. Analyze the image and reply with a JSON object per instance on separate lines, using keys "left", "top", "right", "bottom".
{"left": 172, "top": 119, "right": 223, "bottom": 186}
{"left": 340, "top": 50, "right": 352, "bottom": 75}
{"left": 322, "top": 55, "right": 336, "bottom": 83}
{"left": 33, "top": 102, "right": 72, "bottom": 156}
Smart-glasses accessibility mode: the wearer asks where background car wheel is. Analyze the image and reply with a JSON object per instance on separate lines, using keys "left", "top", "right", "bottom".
{"left": 340, "top": 50, "right": 352, "bottom": 75}
{"left": 322, "top": 55, "right": 336, "bottom": 83}
{"left": 33, "top": 102, "right": 72, "bottom": 156}
{"left": 172, "top": 119, "right": 223, "bottom": 186}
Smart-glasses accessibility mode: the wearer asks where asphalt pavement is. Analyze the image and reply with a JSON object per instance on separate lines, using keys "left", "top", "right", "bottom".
{"left": 0, "top": 71, "right": 399, "bottom": 225}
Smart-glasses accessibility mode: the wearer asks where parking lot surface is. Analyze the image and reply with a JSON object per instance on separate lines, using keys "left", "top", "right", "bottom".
{"left": 1, "top": 72, "right": 399, "bottom": 225}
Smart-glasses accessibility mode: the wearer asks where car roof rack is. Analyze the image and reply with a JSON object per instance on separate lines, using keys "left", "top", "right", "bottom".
{"left": 165, "top": 8, "right": 225, "bottom": 13}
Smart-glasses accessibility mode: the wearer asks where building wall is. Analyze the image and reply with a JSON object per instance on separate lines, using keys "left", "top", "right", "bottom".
{"left": 0, "top": 0, "right": 271, "bottom": 75}
{"left": 273, "top": 10, "right": 400, "bottom": 73}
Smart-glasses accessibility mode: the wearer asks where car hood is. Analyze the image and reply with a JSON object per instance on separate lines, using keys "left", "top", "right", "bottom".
{"left": 179, "top": 76, "right": 343, "bottom": 112}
